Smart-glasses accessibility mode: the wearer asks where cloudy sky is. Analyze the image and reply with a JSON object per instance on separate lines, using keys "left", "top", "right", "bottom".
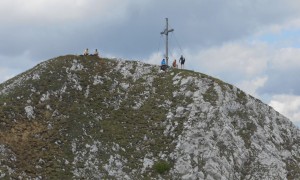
{"left": 1, "top": 0, "right": 300, "bottom": 126}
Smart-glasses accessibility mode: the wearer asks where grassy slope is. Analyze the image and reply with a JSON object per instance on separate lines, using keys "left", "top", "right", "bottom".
{"left": 0, "top": 55, "right": 196, "bottom": 178}
{"left": 1, "top": 55, "right": 299, "bottom": 179}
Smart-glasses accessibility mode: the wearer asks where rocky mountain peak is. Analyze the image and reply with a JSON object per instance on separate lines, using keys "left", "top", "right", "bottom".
{"left": 0, "top": 55, "right": 299, "bottom": 179}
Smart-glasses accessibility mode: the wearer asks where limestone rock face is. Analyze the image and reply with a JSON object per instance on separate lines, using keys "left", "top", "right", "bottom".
{"left": 0, "top": 55, "right": 299, "bottom": 179}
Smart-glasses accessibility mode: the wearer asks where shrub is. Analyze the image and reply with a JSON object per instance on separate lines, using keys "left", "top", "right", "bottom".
{"left": 153, "top": 160, "right": 171, "bottom": 174}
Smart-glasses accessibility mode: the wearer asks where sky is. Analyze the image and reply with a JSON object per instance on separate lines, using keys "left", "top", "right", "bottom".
{"left": 1, "top": 0, "right": 300, "bottom": 126}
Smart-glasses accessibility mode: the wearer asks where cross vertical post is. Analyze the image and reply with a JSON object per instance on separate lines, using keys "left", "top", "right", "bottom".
{"left": 160, "top": 18, "right": 174, "bottom": 66}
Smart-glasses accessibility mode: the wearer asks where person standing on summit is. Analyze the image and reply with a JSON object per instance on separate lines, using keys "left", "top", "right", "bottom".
{"left": 161, "top": 58, "right": 167, "bottom": 71}
{"left": 179, "top": 55, "right": 185, "bottom": 69}
{"left": 94, "top": 49, "right": 99, "bottom": 57}
{"left": 172, "top": 59, "right": 178, "bottom": 68}
{"left": 161, "top": 58, "right": 166, "bottom": 66}
{"left": 84, "top": 48, "right": 89, "bottom": 56}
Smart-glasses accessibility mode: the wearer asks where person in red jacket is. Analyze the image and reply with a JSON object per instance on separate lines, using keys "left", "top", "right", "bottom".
{"left": 172, "top": 59, "right": 178, "bottom": 68}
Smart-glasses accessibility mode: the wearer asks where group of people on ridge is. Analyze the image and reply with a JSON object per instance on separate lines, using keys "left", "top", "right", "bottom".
{"left": 83, "top": 48, "right": 99, "bottom": 57}
{"left": 161, "top": 55, "right": 186, "bottom": 71}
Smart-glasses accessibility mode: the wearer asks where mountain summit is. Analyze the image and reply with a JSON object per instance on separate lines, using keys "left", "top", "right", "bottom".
{"left": 0, "top": 55, "right": 300, "bottom": 179}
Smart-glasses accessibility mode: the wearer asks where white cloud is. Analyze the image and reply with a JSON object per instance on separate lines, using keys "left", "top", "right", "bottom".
{"left": 189, "top": 41, "right": 270, "bottom": 78}
{"left": 269, "top": 95, "right": 300, "bottom": 123}
{"left": 255, "top": 16, "right": 300, "bottom": 36}
{"left": 143, "top": 51, "right": 164, "bottom": 65}
{"left": 272, "top": 47, "right": 300, "bottom": 70}
{"left": 237, "top": 76, "right": 268, "bottom": 98}
{"left": 1, "top": 0, "right": 300, "bottom": 128}
{"left": 0, "top": 0, "right": 138, "bottom": 25}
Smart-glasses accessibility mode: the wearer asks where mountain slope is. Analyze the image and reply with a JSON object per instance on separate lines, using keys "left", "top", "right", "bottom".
{"left": 0, "top": 55, "right": 300, "bottom": 179}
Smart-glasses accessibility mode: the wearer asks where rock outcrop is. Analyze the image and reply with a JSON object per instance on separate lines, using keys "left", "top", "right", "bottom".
{"left": 0, "top": 55, "right": 299, "bottom": 179}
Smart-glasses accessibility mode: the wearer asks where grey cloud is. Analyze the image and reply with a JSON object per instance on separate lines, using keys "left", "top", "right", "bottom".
{"left": 1, "top": 0, "right": 299, "bottom": 60}
{"left": 1, "top": 0, "right": 300, "bottom": 84}
{"left": 2, "top": 0, "right": 300, "bottom": 125}
{"left": 98, "top": 0, "right": 300, "bottom": 58}
{"left": 258, "top": 69, "right": 300, "bottom": 95}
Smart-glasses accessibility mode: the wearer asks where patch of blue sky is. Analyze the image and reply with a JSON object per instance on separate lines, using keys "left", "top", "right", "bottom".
{"left": 293, "top": 121, "right": 300, "bottom": 127}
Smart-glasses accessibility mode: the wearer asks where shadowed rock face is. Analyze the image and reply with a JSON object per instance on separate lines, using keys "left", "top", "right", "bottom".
{"left": 0, "top": 55, "right": 300, "bottom": 179}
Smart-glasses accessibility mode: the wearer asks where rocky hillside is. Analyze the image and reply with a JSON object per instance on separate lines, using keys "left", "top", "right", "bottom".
{"left": 0, "top": 55, "right": 300, "bottom": 179}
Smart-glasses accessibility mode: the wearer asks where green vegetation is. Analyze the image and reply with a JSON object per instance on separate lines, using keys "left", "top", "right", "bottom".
{"left": 153, "top": 160, "right": 171, "bottom": 174}
{"left": 0, "top": 54, "right": 298, "bottom": 179}
{"left": 203, "top": 86, "right": 218, "bottom": 106}
{"left": 236, "top": 89, "right": 247, "bottom": 104}
{"left": 285, "top": 157, "right": 300, "bottom": 180}
{"left": 0, "top": 55, "right": 187, "bottom": 178}
{"left": 238, "top": 122, "right": 257, "bottom": 149}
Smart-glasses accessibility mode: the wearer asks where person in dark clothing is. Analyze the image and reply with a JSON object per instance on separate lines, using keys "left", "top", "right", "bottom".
{"left": 179, "top": 55, "right": 185, "bottom": 69}
{"left": 94, "top": 49, "right": 99, "bottom": 57}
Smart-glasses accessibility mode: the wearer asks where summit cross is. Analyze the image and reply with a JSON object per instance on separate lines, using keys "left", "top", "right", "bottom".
{"left": 160, "top": 18, "right": 174, "bottom": 66}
